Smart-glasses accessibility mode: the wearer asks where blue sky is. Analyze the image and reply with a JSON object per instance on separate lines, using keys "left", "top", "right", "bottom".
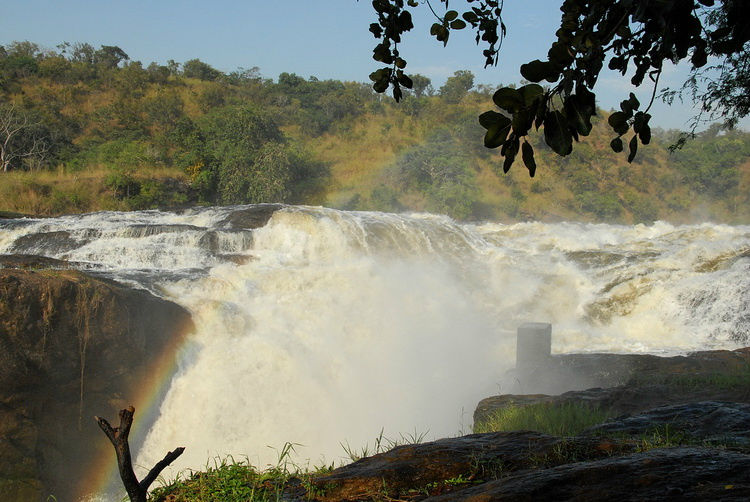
{"left": 1, "top": 0, "right": 742, "bottom": 130}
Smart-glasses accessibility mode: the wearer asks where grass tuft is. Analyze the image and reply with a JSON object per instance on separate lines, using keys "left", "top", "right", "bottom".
{"left": 147, "top": 445, "right": 330, "bottom": 502}
{"left": 473, "top": 402, "right": 612, "bottom": 436}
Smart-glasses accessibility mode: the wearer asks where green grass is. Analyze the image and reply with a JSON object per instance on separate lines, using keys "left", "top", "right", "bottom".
{"left": 147, "top": 445, "right": 329, "bottom": 502}
{"left": 473, "top": 402, "right": 612, "bottom": 436}
{"left": 339, "top": 427, "right": 429, "bottom": 462}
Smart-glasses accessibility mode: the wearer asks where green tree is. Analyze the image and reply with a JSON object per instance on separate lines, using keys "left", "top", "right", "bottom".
{"left": 410, "top": 73, "right": 432, "bottom": 98}
{"left": 94, "top": 45, "right": 129, "bottom": 69}
{"left": 182, "top": 58, "right": 222, "bottom": 81}
{"left": 439, "top": 70, "right": 474, "bottom": 104}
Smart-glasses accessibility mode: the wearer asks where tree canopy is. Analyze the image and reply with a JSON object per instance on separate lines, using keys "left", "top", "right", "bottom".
{"left": 365, "top": 0, "right": 750, "bottom": 176}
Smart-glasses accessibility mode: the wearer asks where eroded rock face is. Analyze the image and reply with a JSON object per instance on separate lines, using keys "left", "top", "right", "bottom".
{"left": 509, "top": 348, "right": 750, "bottom": 396}
{"left": 312, "top": 431, "right": 638, "bottom": 501}
{"left": 0, "top": 269, "right": 193, "bottom": 501}
{"left": 479, "top": 347, "right": 750, "bottom": 424}
{"left": 219, "top": 203, "right": 283, "bottom": 229}
{"left": 309, "top": 399, "right": 750, "bottom": 501}
{"left": 424, "top": 447, "right": 750, "bottom": 501}
{"left": 585, "top": 401, "right": 750, "bottom": 444}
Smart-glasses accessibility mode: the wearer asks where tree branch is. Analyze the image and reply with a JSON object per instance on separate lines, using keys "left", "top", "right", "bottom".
{"left": 95, "top": 406, "right": 184, "bottom": 502}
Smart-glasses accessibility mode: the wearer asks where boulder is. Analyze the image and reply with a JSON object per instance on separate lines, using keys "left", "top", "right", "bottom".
{"left": 0, "top": 268, "right": 193, "bottom": 501}
{"left": 424, "top": 447, "right": 750, "bottom": 501}
{"left": 312, "top": 431, "right": 637, "bottom": 501}
{"left": 219, "top": 203, "right": 283, "bottom": 229}
{"left": 479, "top": 347, "right": 750, "bottom": 424}
{"left": 585, "top": 401, "right": 750, "bottom": 445}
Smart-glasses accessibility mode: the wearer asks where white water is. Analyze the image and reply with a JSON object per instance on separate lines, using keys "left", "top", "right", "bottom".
{"left": 1, "top": 205, "right": 749, "bottom": 475}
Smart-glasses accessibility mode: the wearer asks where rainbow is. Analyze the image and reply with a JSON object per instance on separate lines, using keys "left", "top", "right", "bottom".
{"left": 79, "top": 321, "right": 195, "bottom": 501}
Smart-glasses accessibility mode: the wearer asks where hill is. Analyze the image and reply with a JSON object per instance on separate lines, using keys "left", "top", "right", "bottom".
{"left": 0, "top": 40, "right": 748, "bottom": 223}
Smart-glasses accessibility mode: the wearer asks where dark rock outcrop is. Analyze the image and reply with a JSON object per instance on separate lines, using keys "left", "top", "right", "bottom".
{"left": 0, "top": 268, "right": 193, "bottom": 501}
{"left": 511, "top": 347, "right": 750, "bottom": 396}
{"left": 307, "top": 347, "right": 750, "bottom": 502}
{"left": 479, "top": 347, "right": 750, "bottom": 424}
{"left": 309, "top": 398, "right": 750, "bottom": 501}
{"left": 0, "top": 254, "right": 71, "bottom": 270}
{"left": 312, "top": 431, "right": 638, "bottom": 501}
{"left": 424, "top": 447, "right": 750, "bottom": 501}
{"left": 585, "top": 401, "right": 750, "bottom": 444}
{"left": 219, "top": 203, "right": 283, "bottom": 229}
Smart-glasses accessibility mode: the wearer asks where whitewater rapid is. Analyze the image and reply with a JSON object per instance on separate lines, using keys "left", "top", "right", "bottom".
{"left": 1, "top": 205, "right": 748, "bottom": 476}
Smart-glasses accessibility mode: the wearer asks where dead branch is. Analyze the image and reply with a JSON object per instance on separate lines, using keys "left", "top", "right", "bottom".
{"left": 95, "top": 406, "right": 184, "bottom": 502}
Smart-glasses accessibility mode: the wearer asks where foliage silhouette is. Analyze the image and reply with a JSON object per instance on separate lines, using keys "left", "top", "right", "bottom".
{"left": 365, "top": 0, "right": 750, "bottom": 175}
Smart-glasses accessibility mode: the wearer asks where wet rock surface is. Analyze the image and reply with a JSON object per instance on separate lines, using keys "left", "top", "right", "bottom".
{"left": 477, "top": 347, "right": 750, "bottom": 423}
{"left": 424, "top": 447, "right": 750, "bottom": 501}
{"left": 0, "top": 268, "right": 193, "bottom": 501}
{"left": 304, "top": 348, "right": 750, "bottom": 502}
{"left": 219, "top": 203, "right": 283, "bottom": 229}
{"left": 585, "top": 401, "right": 750, "bottom": 444}
{"left": 306, "top": 400, "right": 750, "bottom": 501}
{"left": 0, "top": 254, "right": 71, "bottom": 269}
{"left": 311, "top": 431, "right": 638, "bottom": 501}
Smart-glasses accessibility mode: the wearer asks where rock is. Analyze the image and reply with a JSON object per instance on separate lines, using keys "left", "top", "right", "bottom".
{"left": 9, "top": 230, "right": 83, "bottom": 255}
{"left": 0, "top": 210, "right": 30, "bottom": 219}
{"left": 216, "top": 253, "right": 256, "bottom": 265}
{"left": 585, "top": 401, "right": 750, "bottom": 445}
{"left": 0, "top": 254, "right": 70, "bottom": 270}
{"left": 0, "top": 268, "right": 194, "bottom": 501}
{"left": 424, "top": 448, "right": 750, "bottom": 501}
{"left": 312, "top": 431, "right": 637, "bottom": 501}
{"left": 509, "top": 347, "right": 750, "bottom": 395}
{"left": 219, "top": 203, "right": 283, "bottom": 229}
{"left": 478, "top": 347, "right": 750, "bottom": 424}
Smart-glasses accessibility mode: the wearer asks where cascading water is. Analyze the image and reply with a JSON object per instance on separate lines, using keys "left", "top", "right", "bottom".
{"left": 1, "top": 205, "right": 749, "bottom": 487}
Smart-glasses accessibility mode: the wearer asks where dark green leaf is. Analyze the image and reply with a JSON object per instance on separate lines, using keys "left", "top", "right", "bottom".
{"left": 518, "top": 84, "right": 544, "bottom": 107}
{"left": 478, "top": 110, "right": 508, "bottom": 129}
{"left": 610, "top": 137, "right": 624, "bottom": 152}
{"left": 628, "top": 93, "right": 640, "bottom": 111}
{"left": 512, "top": 107, "right": 534, "bottom": 137}
{"left": 502, "top": 136, "right": 519, "bottom": 173}
{"left": 543, "top": 110, "right": 573, "bottom": 156}
{"left": 450, "top": 19, "right": 467, "bottom": 30}
{"left": 522, "top": 141, "right": 537, "bottom": 177}
{"left": 574, "top": 84, "right": 597, "bottom": 116}
{"left": 397, "top": 11, "right": 413, "bottom": 31}
{"left": 373, "top": 79, "right": 388, "bottom": 93}
{"left": 393, "top": 84, "right": 403, "bottom": 102}
{"left": 548, "top": 42, "right": 575, "bottom": 66}
{"left": 627, "top": 134, "right": 638, "bottom": 162}
{"left": 564, "top": 95, "right": 593, "bottom": 136}
{"left": 639, "top": 124, "right": 651, "bottom": 145}
{"left": 608, "top": 111, "right": 630, "bottom": 135}
{"left": 493, "top": 87, "right": 523, "bottom": 112}
{"left": 483, "top": 115, "right": 512, "bottom": 148}
{"left": 462, "top": 11, "right": 478, "bottom": 23}
{"left": 445, "top": 10, "right": 458, "bottom": 21}
{"left": 520, "top": 60, "right": 558, "bottom": 83}
{"left": 369, "top": 23, "right": 383, "bottom": 38}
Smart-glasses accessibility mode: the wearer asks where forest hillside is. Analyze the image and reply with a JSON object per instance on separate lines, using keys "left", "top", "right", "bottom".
{"left": 1, "top": 41, "right": 748, "bottom": 223}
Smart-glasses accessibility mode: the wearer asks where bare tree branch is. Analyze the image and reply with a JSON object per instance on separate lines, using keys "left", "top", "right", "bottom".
{"left": 0, "top": 102, "right": 50, "bottom": 172}
{"left": 95, "top": 406, "right": 185, "bottom": 502}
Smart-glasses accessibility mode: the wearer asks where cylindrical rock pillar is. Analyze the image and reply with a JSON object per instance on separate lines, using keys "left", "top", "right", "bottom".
{"left": 516, "top": 322, "right": 552, "bottom": 370}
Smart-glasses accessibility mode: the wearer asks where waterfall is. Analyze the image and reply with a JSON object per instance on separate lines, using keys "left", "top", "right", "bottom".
{"left": 2, "top": 205, "right": 748, "bottom": 475}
